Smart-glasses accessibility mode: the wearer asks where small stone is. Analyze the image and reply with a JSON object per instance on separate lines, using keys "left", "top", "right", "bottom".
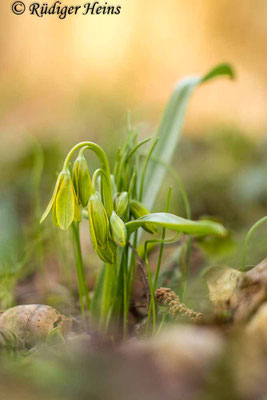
{"left": 0, "top": 304, "right": 72, "bottom": 347}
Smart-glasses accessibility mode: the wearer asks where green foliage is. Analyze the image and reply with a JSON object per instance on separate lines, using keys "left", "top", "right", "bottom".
{"left": 38, "top": 63, "right": 235, "bottom": 335}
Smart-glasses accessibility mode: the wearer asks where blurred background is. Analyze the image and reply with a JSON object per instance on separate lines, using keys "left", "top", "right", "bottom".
{"left": 0, "top": 0, "right": 267, "bottom": 310}
{"left": 1, "top": 0, "right": 267, "bottom": 152}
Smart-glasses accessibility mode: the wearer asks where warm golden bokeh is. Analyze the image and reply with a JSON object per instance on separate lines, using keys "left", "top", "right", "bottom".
{"left": 1, "top": 0, "right": 267, "bottom": 152}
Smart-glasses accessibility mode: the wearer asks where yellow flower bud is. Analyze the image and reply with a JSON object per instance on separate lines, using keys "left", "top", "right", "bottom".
{"left": 110, "top": 211, "right": 127, "bottom": 248}
{"left": 114, "top": 191, "right": 129, "bottom": 219}
{"left": 129, "top": 200, "right": 157, "bottom": 234}
{"left": 88, "top": 192, "right": 109, "bottom": 250}
{"left": 73, "top": 151, "right": 92, "bottom": 207}
{"left": 40, "top": 170, "right": 81, "bottom": 230}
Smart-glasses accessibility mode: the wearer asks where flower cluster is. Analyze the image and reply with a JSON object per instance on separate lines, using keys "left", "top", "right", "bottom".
{"left": 40, "top": 144, "right": 156, "bottom": 264}
{"left": 40, "top": 140, "right": 226, "bottom": 268}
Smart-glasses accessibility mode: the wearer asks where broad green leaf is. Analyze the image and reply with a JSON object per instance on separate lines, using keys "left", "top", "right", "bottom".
{"left": 143, "top": 63, "right": 235, "bottom": 210}
{"left": 126, "top": 212, "right": 226, "bottom": 237}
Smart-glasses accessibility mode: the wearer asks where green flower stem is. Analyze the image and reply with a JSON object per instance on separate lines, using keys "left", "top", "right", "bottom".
{"left": 123, "top": 249, "right": 129, "bottom": 338}
{"left": 103, "top": 250, "right": 122, "bottom": 331}
{"left": 144, "top": 242, "right": 156, "bottom": 335}
{"left": 63, "top": 142, "right": 113, "bottom": 217}
{"left": 71, "top": 222, "right": 90, "bottom": 319}
{"left": 101, "top": 263, "right": 115, "bottom": 328}
{"left": 181, "top": 237, "right": 192, "bottom": 302}
{"left": 144, "top": 187, "right": 172, "bottom": 333}
{"left": 173, "top": 168, "right": 191, "bottom": 302}
{"left": 127, "top": 231, "right": 138, "bottom": 307}
{"left": 242, "top": 216, "right": 267, "bottom": 271}
{"left": 145, "top": 234, "right": 180, "bottom": 335}
{"left": 154, "top": 186, "right": 172, "bottom": 290}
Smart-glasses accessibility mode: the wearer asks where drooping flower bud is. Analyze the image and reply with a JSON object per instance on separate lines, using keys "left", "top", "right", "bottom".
{"left": 129, "top": 200, "right": 158, "bottom": 234}
{"left": 110, "top": 211, "right": 127, "bottom": 247}
{"left": 96, "top": 238, "right": 117, "bottom": 264}
{"left": 40, "top": 170, "right": 81, "bottom": 230}
{"left": 88, "top": 192, "right": 109, "bottom": 250}
{"left": 114, "top": 191, "right": 129, "bottom": 219}
{"left": 72, "top": 150, "right": 92, "bottom": 207}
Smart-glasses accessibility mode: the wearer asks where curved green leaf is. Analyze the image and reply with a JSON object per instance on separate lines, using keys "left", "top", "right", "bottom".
{"left": 201, "top": 63, "right": 234, "bottom": 83}
{"left": 143, "top": 63, "right": 235, "bottom": 210}
{"left": 126, "top": 212, "right": 226, "bottom": 237}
